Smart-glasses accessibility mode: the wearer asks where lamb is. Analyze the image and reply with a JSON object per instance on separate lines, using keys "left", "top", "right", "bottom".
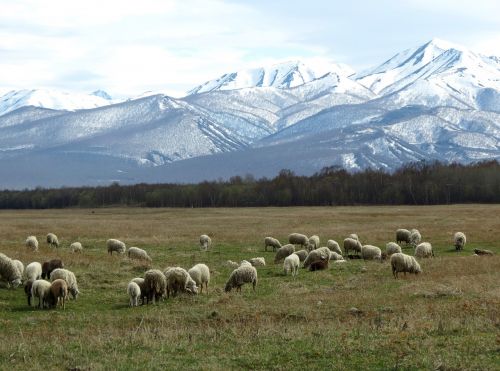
{"left": 454, "top": 232, "right": 466, "bottom": 251}
{"left": 283, "top": 253, "right": 300, "bottom": 276}
{"left": 386, "top": 242, "right": 402, "bottom": 256}
{"left": 307, "top": 235, "right": 320, "bottom": 252}
{"left": 131, "top": 277, "right": 148, "bottom": 305}
{"left": 349, "top": 233, "right": 359, "bottom": 241}
{"left": 25, "top": 262, "right": 42, "bottom": 281}
{"left": 303, "top": 247, "right": 331, "bottom": 269}
{"left": 46, "top": 233, "right": 59, "bottom": 248}
{"left": 199, "top": 234, "right": 212, "bottom": 250}
{"left": 0, "top": 253, "right": 22, "bottom": 288}
{"left": 12, "top": 259, "right": 24, "bottom": 277}
{"left": 327, "top": 240, "right": 342, "bottom": 255}
{"left": 390, "top": 253, "right": 422, "bottom": 278}
{"left": 361, "top": 245, "right": 382, "bottom": 261}
{"left": 127, "top": 281, "right": 141, "bottom": 307}
{"left": 188, "top": 263, "right": 210, "bottom": 294}
{"left": 225, "top": 260, "right": 239, "bottom": 269}
{"left": 343, "top": 237, "right": 362, "bottom": 256}
{"left": 249, "top": 257, "right": 266, "bottom": 267}
{"left": 329, "top": 251, "right": 344, "bottom": 261}
{"left": 70, "top": 242, "right": 83, "bottom": 253}
{"left": 50, "top": 279, "right": 69, "bottom": 309}
{"left": 25, "top": 236, "right": 39, "bottom": 252}
{"left": 396, "top": 229, "right": 411, "bottom": 245}
{"left": 294, "top": 249, "right": 308, "bottom": 262}
{"left": 107, "top": 239, "right": 126, "bottom": 255}
{"left": 164, "top": 267, "right": 198, "bottom": 298}
{"left": 264, "top": 237, "right": 281, "bottom": 252}
{"left": 288, "top": 233, "right": 308, "bottom": 248}
{"left": 127, "top": 247, "right": 152, "bottom": 262}
{"left": 415, "top": 242, "right": 434, "bottom": 258}
{"left": 144, "top": 269, "right": 167, "bottom": 303}
{"left": 224, "top": 265, "right": 257, "bottom": 293}
{"left": 31, "top": 279, "right": 52, "bottom": 308}
{"left": 41, "top": 259, "right": 64, "bottom": 279}
{"left": 409, "top": 229, "right": 422, "bottom": 247}
{"left": 50, "top": 268, "right": 79, "bottom": 300}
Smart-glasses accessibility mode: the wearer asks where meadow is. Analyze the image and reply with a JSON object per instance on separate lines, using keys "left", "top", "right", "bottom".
{"left": 0, "top": 205, "right": 499, "bottom": 370}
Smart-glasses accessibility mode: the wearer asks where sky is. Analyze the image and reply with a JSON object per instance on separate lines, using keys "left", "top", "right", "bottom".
{"left": 0, "top": 0, "right": 499, "bottom": 98}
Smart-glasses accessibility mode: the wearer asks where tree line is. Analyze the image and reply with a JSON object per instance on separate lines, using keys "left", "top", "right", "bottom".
{"left": 0, "top": 160, "right": 499, "bottom": 209}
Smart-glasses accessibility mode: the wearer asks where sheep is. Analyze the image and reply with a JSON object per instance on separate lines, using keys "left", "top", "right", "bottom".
{"left": 127, "top": 247, "right": 152, "bottom": 262}
{"left": 127, "top": 281, "right": 141, "bottom": 307}
{"left": 396, "top": 229, "right": 411, "bottom": 245}
{"left": 454, "top": 232, "right": 466, "bottom": 251}
{"left": 274, "top": 244, "right": 295, "bottom": 264}
{"left": 24, "top": 279, "right": 34, "bottom": 306}
{"left": 294, "top": 249, "right": 308, "bottom": 262}
{"left": 41, "top": 259, "right": 64, "bottom": 279}
{"left": 329, "top": 251, "right": 344, "bottom": 261}
{"left": 349, "top": 233, "right": 359, "bottom": 241}
{"left": 25, "top": 262, "right": 42, "bottom": 281}
{"left": 303, "top": 247, "right": 331, "bottom": 269}
{"left": 361, "top": 245, "right": 382, "bottom": 261}
{"left": 473, "top": 249, "right": 493, "bottom": 256}
{"left": 386, "top": 242, "right": 402, "bottom": 256}
{"left": 283, "top": 253, "right": 300, "bottom": 276}
{"left": 131, "top": 277, "right": 148, "bottom": 305}
{"left": 164, "top": 267, "right": 198, "bottom": 298}
{"left": 107, "top": 239, "right": 126, "bottom": 255}
{"left": 264, "top": 237, "right": 281, "bottom": 252}
{"left": 309, "top": 259, "right": 329, "bottom": 271}
{"left": 144, "top": 269, "right": 167, "bottom": 303}
{"left": 69, "top": 242, "right": 83, "bottom": 253}
{"left": 25, "top": 236, "right": 39, "bottom": 252}
{"left": 307, "top": 235, "right": 320, "bottom": 252}
{"left": 50, "top": 268, "right": 79, "bottom": 300}
{"left": 327, "top": 240, "right": 342, "bottom": 255}
{"left": 224, "top": 265, "right": 257, "bottom": 293}
{"left": 31, "top": 279, "right": 52, "bottom": 308}
{"left": 288, "top": 233, "right": 308, "bottom": 248}
{"left": 12, "top": 259, "right": 24, "bottom": 277}
{"left": 46, "top": 233, "right": 59, "bottom": 248}
{"left": 390, "top": 253, "right": 422, "bottom": 278}
{"left": 343, "top": 237, "right": 362, "bottom": 256}
{"left": 240, "top": 260, "right": 252, "bottom": 267}
{"left": 199, "top": 234, "right": 212, "bottom": 250}
{"left": 415, "top": 242, "right": 434, "bottom": 258}
{"left": 225, "top": 260, "right": 239, "bottom": 269}
{"left": 50, "top": 279, "right": 69, "bottom": 309}
{"left": 188, "top": 263, "right": 210, "bottom": 294}
{"left": 0, "top": 253, "right": 22, "bottom": 288}
{"left": 249, "top": 257, "right": 266, "bottom": 267}
{"left": 409, "top": 229, "right": 422, "bottom": 247}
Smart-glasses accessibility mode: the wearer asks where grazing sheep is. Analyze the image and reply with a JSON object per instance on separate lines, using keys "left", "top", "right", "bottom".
{"left": 274, "top": 244, "right": 295, "bottom": 264}
{"left": 473, "top": 249, "right": 493, "bottom": 256}
{"left": 309, "top": 259, "right": 329, "bottom": 271}
{"left": 24, "top": 279, "right": 34, "bottom": 306}
{"left": 410, "top": 229, "right": 422, "bottom": 247}
{"left": 240, "top": 260, "right": 252, "bottom": 267}
{"left": 294, "top": 249, "right": 308, "bottom": 262}
{"left": 264, "top": 237, "right": 281, "bottom": 252}
{"left": 386, "top": 242, "right": 402, "bottom": 256}
{"left": 454, "top": 232, "right": 466, "bottom": 251}
{"left": 107, "top": 239, "right": 126, "bottom": 255}
{"left": 50, "top": 279, "right": 68, "bottom": 309}
{"left": 307, "top": 235, "right": 320, "bottom": 252}
{"left": 31, "top": 279, "right": 52, "bottom": 308}
{"left": 164, "top": 267, "right": 198, "bottom": 298}
{"left": 46, "top": 233, "right": 59, "bottom": 248}
{"left": 327, "top": 240, "right": 342, "bottom": 255}
{"left": 390, "top": 253, "right": 422, "bottom": 278}
{"left": 199, "top": 234, "right": 212, "bottom": 250}
{"left": 50, "top": 268, "right": 79, "bottom": 300}
{"left": 127, "top": 247, "right": 152, "bottom": 262}
{"left": 415, "top": 242, "right": 434, "bottom": 258}
{"left": 249, "top": 257, "right": 266, "bottom": 267}
{"left": 224, "top": 265, "right": 257, "bottom": 293}
{"left": 343, "top": 237, "right": 362, "bottom": 256}
{"left": 12, "top": 259, "right": 24, "bottom": 277}
{"left": 329, "top": 251, "right": 344, "bottom": 261}
{"left": 69, "top": 242, "right": 83, "bottom": 253}
{"left": 25, "top": 262, "right": 42, "bottom": 281}
{"left": 188, "top": 264, "right": 210, "bottom": 294}
{"left": 349, "top": 233, "right": 359, "bottom": 241}
{"left": 127, "top": 281, "right": 141, "bottom": 307}
{"left": 396, "top": 229, "right": 411, "bottom": 245}
{"left": 41, "top": 259, "right": 64, "bottom": 279}
{"left": 283, "top": 253, "right": 300, "bottom": 276}
{"left": 303, "top": 247, "right": 331, "bottom": 269}
{"left": 361, "top": 245, "right": 382, "bottom": 261}
{"left": 131, "top": 277, "right": 148, "bottom": 305}
{"left": 225, "top": 260, "right": 239, "bottom": 269}
{"left": 25, "top": 236, "right": 39, "bottom": 252}
{"left": 0, "top": 253, "right": 22, "bottom": 288}
{"left": 288, "top": 233, "right": 308, "bottom": 249}
{"left": 144, "top": 269, "right": 167, "bottom": 304}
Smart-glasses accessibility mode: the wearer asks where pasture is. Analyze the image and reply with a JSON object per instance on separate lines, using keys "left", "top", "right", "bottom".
{"left": 0, "top": 205, "right": 499, "bottom": 370}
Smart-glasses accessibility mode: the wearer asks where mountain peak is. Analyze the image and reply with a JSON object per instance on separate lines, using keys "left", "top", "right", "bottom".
{"left": 91, "top": 90, "right": 112, "bottom": 100}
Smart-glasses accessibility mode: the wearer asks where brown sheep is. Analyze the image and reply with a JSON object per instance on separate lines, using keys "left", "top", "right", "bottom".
{"left": 41, "top": 259, "right": 64, "bottom": 279}
{"left": 24, "top": 279, "right": 34, "bottom": 306}
{"left": 309, "top": 259, "right": 329, "bottom": 271}
{"left": 50, "top": 279, "right": 68, "bottom": 310}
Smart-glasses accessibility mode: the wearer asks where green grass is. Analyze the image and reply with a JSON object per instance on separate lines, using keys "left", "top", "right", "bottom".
{"left": 0, "top": 206, "right": 499, "bottom": 370}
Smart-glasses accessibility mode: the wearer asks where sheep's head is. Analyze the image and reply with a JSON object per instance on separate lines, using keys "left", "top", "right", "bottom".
{"left": 11, "top": 278, "right": 22, "bottom": 288}
{"left": 224, "top": 282, "right": 232, "bottom": 292}
{"left": 186, "top": 279, "right": 198, "bottom": 295}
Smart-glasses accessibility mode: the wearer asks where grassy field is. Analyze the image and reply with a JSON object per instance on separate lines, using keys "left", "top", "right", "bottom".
{"left": 0, "top": 205, "right": 499, "bottom": 370}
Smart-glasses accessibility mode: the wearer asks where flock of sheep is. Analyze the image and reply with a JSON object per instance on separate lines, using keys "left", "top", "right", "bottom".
{"left": 0, "top": 228, "right": 493, "bottom": 310}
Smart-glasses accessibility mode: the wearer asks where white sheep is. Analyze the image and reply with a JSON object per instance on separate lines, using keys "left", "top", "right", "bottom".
{"left": 396, "top": 229, "right": 411, "bottom": 245}
{"left": 307, "top": 235, "right": 320, "bottom": 252}
{"left": 12, "top": 259, "right": 24, "bottom": 277}
{"left": 390, "top": 253, "right": 422, "bottom": 278}
{"left": 144, "top": 269, "right": 167, "bottom": 303}
{"left": 249, "top": 257, "right": 266, "bottom": 267}
{"left": 46, "top": 233, "right": 59, "bottom": 248}
{"left": 107, "top": 239, "right": 126, "bottom": 255}
{"left": 454, "top": 232, "right": 466, "bottom": 251}
{"left": 283, "top": 253, "right": 300, "bottom": 276}
{"left": 131, "top": 277, "right": 148, "bottom": 305}
{"left": 224, "top": 265, "right": 257, "bottom": 293}
{"left": 410, "top": 229, "right": 422, "bottom": 247}
{"left": 31, "top": 279, "right": 52, "bottom": 308}
{"left": 329, "top": 251, "right": 344, "bottom": 261}
{"left": 264, "top": 237, "right": 282, "bottom": 252}
{"left": 25, "top": 262, "right": 42, "bottom": 281}
{"left": 303, "top": 247, "right": 331, "bottom": 269}
{"left": 386, "top": 242, "right": 402, "bottom": 256}
{"left": 199, "top": 234, "right": 212, "bottom": 250}
{"left": 294, "top": 249, "right": 308, "bottom": 262}
{"left": 240, "top": 260, "right": 252, "bottom": 267}
{"left": 0, "top": 253, "right": 22, "bottom": 288}
{"left": 70, "top": 242, "right": 83, "bottom": 253}
{"left": 343, "top": 237, "right": 362, "bottom": 256}
{"left": 274, "top": 244, "right": 295, "bottom": 264}
{"left": 25, "top": 236, "right": 39, "bottom": 252}
{"left": 188, "top": 263, "right": 210, "bottom": 294}
{"left": 127, "top": 281, "right": 141, "bottom": 307}
{"left": 361, "top": 245, "right": 382, "bottom": 261}
{"left": 415, "top": 242, "right": 434, "bottom": 258}
{"left": 50, "top": 268, "right": 79, "bottom": 300}
{"left": 164, "top": 267, "right": 198, "bottom": 298}
{"left": 349, "top": 233, "right": 359, "bottom": 241}
{"left": 225, "top": 260, "right": 240, "bottom": 269}
{"left": 327, "top": 240, "right": 342, "bottom": 255}
{"left": 288, "top": 233, "right": 308, "bottom": 248}
{"left": 127, "top": 247, "right": 152, "bottom": 262}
